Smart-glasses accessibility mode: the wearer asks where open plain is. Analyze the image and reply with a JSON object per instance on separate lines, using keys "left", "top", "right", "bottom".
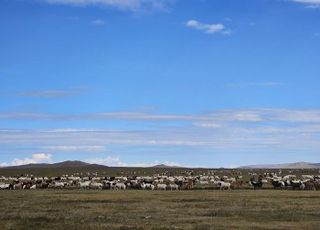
{"left": 1, "top": 189, "right": 320, "bottom": 230}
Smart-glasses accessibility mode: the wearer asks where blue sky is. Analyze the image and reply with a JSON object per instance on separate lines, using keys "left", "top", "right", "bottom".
{"left": 1, "top": 0, "right": 320, "bottom": 167}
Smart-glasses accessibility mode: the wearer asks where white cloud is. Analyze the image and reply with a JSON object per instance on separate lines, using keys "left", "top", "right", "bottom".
{"left": 224, "top": 164, "right": 239, "bottom": 169}
{"left": 42, "top": 0, "right": 174, "bottom": 11}
{"left": 0, "top": 162, "right": 9, "bottom": 167}
{"left": 91, "top": 19, "right": 105, "bottom": 25}
{"left": 269, "top": 109, "right": 320, "bottom": 123}
{"left": 85, "top": 156, "right": 125, "bottom": 166}
{"left": 10, "top": 153, "right": 52, "bottom": 166}
{"left": 231, "top": 111, "right": 264, "bottom": 122}
{"left": 193, "top": 122, "right": 222, "bottom": 128}
{"left": 186, "top": 20, "right": 227, "bottom": 34}
{"left": 32, "top": 153, "right": 52, "bottom": 160}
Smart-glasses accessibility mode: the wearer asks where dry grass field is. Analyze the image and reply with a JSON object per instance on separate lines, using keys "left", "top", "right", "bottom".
{"left": 1, "top": 190, "right": 320, "bottom": 230}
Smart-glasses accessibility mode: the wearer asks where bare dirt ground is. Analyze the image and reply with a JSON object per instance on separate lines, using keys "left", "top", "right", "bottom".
{"left": 1, "top": 190, "right": 320, "bottom": 230}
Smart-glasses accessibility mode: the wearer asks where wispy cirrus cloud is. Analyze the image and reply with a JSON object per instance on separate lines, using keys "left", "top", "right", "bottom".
{"left": 1, "top": 108, "right": 320, "bottom": 123}
{"left": 91, "top": 19, "right": 105, "bottom": 25}
{"left": 19, "top": 90, "right": 74, "bottom": 98}
{"left": 43, "top": 145, "right": 106, "bottom": 152}
{"left": 227, "top": 81, "right": 284, "bottom": 88}
{"left": 1, "top": 121, "right": 320, "bottom": 154}
{"left": 186, "top": 19, "right": 230, "bottom": 35}
{"left": 290, "top": 0, "right": 320, "bottom": 8}
{"left": 0, "top": 109, "right": 320, "bottom": 154}
{"left": 17, "top": 87, "right": 90, "bottom": 98}
{"left": 193, "top": 122, "right": 222, "bottom": 129}
{"left": 291, "top": 0, "right": 320, "bottom": 4}
{"left": 41, "top": 0, "right": 175, "bottom": 12}
{"left": 0, "top": 112, "right": 71, "bottom": 120}
{"left": 0, "top": 111, "right": 263, "bottom": 122}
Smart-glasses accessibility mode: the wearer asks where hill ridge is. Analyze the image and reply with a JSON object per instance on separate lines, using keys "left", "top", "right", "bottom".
{"left": 3, "top": 160, "right": 105, "bottom": 169}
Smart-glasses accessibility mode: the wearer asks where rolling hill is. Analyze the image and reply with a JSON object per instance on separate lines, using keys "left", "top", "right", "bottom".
{"left": 3, "top": 160, "right": 96, "bottom": 169}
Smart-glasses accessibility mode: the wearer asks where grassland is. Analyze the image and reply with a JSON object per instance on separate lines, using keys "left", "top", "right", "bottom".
{"left": 1, "top": 190, "right": 320, "bottom": 230}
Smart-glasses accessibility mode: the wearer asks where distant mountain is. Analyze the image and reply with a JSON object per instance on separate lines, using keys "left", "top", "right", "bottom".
{"left": 240, "top": 162, "right": 320, "bottom": 169}
{"left": 3, "top": 160, "right": 107, "bottom": 169}
{"left": 151, "top": 164, "right": 181, "bottom": 168}
{"left": 3, "top": 161, "right": 184, "bottom": 170}
{"left": 4, "top": 161, "right": 320, "bottom": 170}
{"left": 52, "top": 160, "right": 91, "bottom": 167}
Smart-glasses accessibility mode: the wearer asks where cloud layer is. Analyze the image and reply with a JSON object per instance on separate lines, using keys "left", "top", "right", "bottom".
{"left": 1, "top": 109, "right": 320, "bottom": 156}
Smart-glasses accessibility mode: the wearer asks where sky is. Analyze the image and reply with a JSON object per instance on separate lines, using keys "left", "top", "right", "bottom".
{"left": 0, "top": 0, "right": 320, "bottom": 168}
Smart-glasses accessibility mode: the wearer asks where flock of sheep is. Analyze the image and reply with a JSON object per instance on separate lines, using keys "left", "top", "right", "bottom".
{"left": 1, "top": 169, "right": 320, "bottom": 191}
